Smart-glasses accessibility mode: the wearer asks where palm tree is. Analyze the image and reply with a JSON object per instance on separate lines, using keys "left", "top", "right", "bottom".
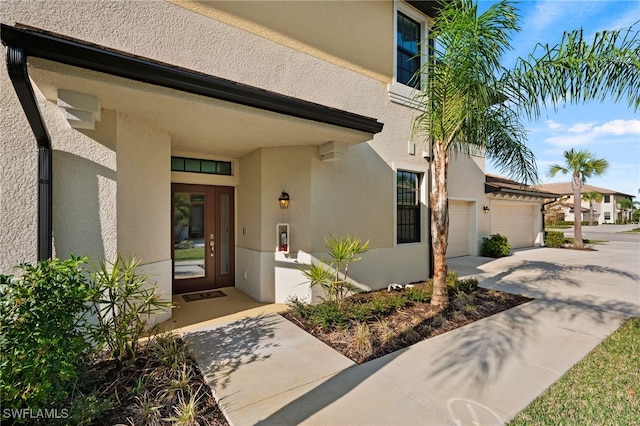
{"left": 582, "top": 191, "right": 603, "bottom": 226}
{"left": 617, "top": 198, "right": 635, "bottom": 224}
{"left": 412, "top": 0, "right": 638, "bottom": 307}
{"left": 548, "top": 150, "right": 608, "bottom": 248}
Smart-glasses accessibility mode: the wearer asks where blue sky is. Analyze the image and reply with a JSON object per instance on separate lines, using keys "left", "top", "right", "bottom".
{"left": 477, "top": 0, "right": 640, "bottom": 197}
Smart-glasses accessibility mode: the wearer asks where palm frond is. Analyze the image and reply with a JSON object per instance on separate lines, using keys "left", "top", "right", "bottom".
{"left": 505, "top": 24, "right": 640, "bottom": 117}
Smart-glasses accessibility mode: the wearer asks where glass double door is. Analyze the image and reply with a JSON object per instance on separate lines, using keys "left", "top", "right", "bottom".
{"left": 172, "top": 184, "right": 234, "bottom": 294}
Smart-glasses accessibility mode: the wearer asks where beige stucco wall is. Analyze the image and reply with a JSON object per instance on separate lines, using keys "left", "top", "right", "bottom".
{"left": 116, "top": 113, "right": 171, "bottom": 264}
{"left": 0, "top": 67, "right": 39, "bottom": 270}
{"left": 52, "top": 108, "right": 118, "bottom": 262}
{"left": 169, "top": 0, "right": 394, "bottom": 82}
{"left": 1, "top": 0, "right": 492, "bottom": 305}
{"left": 448, "top": 152, "right": 491, "bottom": 251}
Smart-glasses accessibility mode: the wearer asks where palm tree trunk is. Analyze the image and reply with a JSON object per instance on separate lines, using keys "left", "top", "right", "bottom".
{"left": 430, "top": 141, "right": 449, "bottom": 307}
{"left": 589, "top": 200, "right": 594, "bottom": 226}
{"left": 572, "top": 173, "right": 584, "bottom": 248}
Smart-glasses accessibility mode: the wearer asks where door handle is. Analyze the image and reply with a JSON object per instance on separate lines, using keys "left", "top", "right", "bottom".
{"left": 209, "top": 234, "right": 215, "bottom": 257}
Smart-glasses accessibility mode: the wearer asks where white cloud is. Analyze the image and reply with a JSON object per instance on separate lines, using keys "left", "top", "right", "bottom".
{"left": 544, "top": 132, "right": 597, "bottom": 147}
{"left": 594, "top": 120, "right": 640, "bottom": 136}
{"left": 568, "top": 122, "right": 596, "bottom": 133}
{"left": 545, "top": 119, "right": 564, "bottom": 130}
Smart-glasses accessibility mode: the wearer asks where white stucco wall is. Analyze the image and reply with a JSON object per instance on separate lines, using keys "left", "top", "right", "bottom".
{"left": 1, "top": 69, "right": 40, "bottom": 270}
{"left": 1, "top": 0, "right": 493, "bottom": 305}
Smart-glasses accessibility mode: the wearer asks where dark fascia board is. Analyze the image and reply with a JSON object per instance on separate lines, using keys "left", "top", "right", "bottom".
{"left": 1, "top": 24, "right": 384, "bottom": 135}
{"left": 485, "top": 184, "right": 559, "bottom": 199}
{"left": 407, "top": 1, "right": 447, "bottom": 18}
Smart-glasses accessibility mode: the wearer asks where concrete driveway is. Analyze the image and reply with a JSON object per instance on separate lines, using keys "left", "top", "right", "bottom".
{"left": 548, "top": 223, "right": 640, "bottom": 243}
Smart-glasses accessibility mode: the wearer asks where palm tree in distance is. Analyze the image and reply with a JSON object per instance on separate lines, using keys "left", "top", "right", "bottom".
{"left": 582, "top": 191, "right": 603, "bottom": 226}
{"left": 413, "top": 0, "right": 638, "bottom": 307}
{"left": 549, "top": 149, "right": 609, "bottom": 248}
{"left": 617, "top": 198, "right": 635, "bottom": 224}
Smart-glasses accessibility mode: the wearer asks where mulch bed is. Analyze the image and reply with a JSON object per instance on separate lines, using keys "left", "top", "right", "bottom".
{"left": 86, "top": 338, "right": 229, "bottom": 426}
{"left": 282, "top": 285, "right": 532, "bottom": 364}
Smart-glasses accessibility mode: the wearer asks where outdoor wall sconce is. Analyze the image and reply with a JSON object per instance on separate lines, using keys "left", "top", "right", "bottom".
{"left": 278, "top": 191, "right": 290, "bottom": 209}
{"left": 483, "top": 205, "right": 490, "bottom": 214}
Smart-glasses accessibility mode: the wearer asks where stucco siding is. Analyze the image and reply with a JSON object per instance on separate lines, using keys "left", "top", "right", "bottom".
{"left": 52, "top": 107, "right": 118, "bottom": 261}
{"left": 169, "top": 0, "right": 394, "bottom": 82}
{"left": 0, "top": 63, "right": 38, "bottom": 271}
{"left": 116, "top": 113, "right": 171, "bottom": 264}
{"left": 1, "top": 0, "right": 493, "bottom": 305}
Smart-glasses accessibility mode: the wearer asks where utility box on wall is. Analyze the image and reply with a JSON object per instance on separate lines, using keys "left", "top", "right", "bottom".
{"left": 276, "top": 223, "right": 290, "bottom": 254}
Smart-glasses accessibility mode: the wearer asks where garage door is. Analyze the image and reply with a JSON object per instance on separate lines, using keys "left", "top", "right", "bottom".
{"left": 492, "top": 204, "right": 534, "bottom": 248}
{"left": 447, "top": 201, "right": 470, "bottom": 258}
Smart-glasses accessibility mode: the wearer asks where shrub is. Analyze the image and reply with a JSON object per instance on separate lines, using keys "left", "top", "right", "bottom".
{"left": 89, "top": 255, "right": 171, "bottom": 363}
{"left": 405, "top": 285, "right": 431, "bottom": 303}
{"left": 286, "top": 296, "right": 313, "bottom": 319}
{"left": 0, "top": 256, "right": 95, "bottom": 412}
{"left": 300, "top": 234, "right": 370, "bottom": 306}
{"left": 452, "top": 277, "right": 479, "bottom": 294}
{"left": 480, "top": 234, "right": 511, "bottom": 258}
{"left": 309, "top": 301, "right": 349, "bottom": 328}
{"left": 545, "top": 231, "right": 566, "bottom": 248}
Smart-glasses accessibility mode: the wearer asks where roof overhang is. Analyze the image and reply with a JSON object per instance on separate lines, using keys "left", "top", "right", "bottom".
{"left": 407, "top": 1, "right": 447, "bottom": 18}
{"left": 485, "top": 175, "right": 558, "bottom": 201}
{"left": 1, "top": 24, "right": 384, "bottom": 157}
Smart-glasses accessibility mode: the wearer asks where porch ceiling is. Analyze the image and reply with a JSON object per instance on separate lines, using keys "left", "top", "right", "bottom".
{"left": 28, "top": 58, "right": 374, "bottom": 158}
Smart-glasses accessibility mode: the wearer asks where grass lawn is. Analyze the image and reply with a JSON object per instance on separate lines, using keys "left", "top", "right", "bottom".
{"left": 174, "top": 247, "right": 205, "bottom": 261}
{"left": 621, "top": 228, "right": 640, "bottom": 234}
{"left": 509, "top": 317, "right": 640, "bottom": 425}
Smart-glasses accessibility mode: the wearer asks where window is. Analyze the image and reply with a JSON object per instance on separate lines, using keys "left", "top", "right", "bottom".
{"left": 396, "top": 12, "right": 421, "bottom": 88}
{"left": 392, "top": 2, "right": 430, "bottom": 94}
{"left": 397, "top": 170, "right": 421, "bottom": 243}
{"left": 171, "top": 156, "right": 232, "bottom": 175}
{"left": 604, "top": 212, "right": 611, "bottom": 221}
{"left": 604, "top": 195, "right": 611, "bottom": 203}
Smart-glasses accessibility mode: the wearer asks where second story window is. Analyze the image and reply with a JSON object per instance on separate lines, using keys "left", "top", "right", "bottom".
{"left": 604, "top": 195, "right": 611, "bottom": 203}
{"left": 397, "top": 11, "right": 421, "bottom": 88}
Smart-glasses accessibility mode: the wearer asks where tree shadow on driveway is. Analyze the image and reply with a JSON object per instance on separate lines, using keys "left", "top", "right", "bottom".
{"left": 250, "top": 254, "right": 638, "bottom": 424}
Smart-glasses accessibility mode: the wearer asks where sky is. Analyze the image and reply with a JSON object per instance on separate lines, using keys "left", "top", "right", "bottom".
{"left": 477, "top": 0, "right": 640, "bottom": 197}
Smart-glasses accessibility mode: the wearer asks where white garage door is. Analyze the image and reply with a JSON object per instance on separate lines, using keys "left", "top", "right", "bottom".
{"left": 447, "top": 201, "right": 470, "bottom": 258}
{"left": 492, "top": 204, "right": 534, "bottom": 248}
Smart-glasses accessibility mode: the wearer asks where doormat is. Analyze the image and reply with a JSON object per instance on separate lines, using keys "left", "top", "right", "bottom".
{"left": 182, "top": 290, "right": 226, "bottom": 302}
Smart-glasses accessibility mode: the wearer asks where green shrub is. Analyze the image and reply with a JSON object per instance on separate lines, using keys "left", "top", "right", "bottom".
{"left": 286, "top": 296, "right": 313, "bottom": 319}
{"left": 545, "top": 231, "right": 566, "bottom": 248}
{"left": 480, "top": 234, "right": 511, "bottom": 257}
{"left": 0, "top": 256, "right": 95, "bottom": 412}
{"left": 89, "top": 255, "right": 171, "bottom": 363}
{"left": 452, "top": 277, "right": 479, "bottom": 294}
{"left": 309, "top": 301, "right": 349, "bottom": 328}
{"left": 300, "top": 234, "right": 370, "bottom": 306}
{"left": 553, "top": 220, "right": 589, "bottom": 226}
{"left": 405, "top": 285, "right": 431, "bottom": 303}
{"left": 347, "top": 302, "right": 374, "bottom": 322}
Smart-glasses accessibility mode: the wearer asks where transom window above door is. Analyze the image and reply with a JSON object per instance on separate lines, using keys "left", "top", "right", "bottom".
{"left": 171, "top": 156, "right": 232, "bottom": 175}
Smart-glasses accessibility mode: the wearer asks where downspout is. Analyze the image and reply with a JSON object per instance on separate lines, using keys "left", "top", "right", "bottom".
{"left": 5, "top": 46, "right": 53, "bottom": 260}
{"left": 427, "top": 150, "right": 434, "bottom": 277}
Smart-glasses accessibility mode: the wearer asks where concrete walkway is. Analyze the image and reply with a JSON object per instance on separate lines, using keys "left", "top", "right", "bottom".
{"left": 184, "top": 240, "right": 639, "bottom": 425}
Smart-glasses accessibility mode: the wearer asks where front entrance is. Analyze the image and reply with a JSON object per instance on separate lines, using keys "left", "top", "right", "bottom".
{"left": 172, "top": 184, "right": 235, "bottom": 294}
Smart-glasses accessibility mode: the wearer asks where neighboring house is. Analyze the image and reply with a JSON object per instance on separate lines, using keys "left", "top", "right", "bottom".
{"left": 0, "top": 1, "right": 547, "bottom": 323}
{"left": 539, "top": 182, "right": 636, "bottom": 224}
{"left": 482, "top": 175, "right": 557, "bottom": 249}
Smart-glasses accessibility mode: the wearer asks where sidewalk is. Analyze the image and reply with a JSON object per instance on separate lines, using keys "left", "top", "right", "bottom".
{"left": 184, "top": 241, "right": 639, "bottom": 425}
